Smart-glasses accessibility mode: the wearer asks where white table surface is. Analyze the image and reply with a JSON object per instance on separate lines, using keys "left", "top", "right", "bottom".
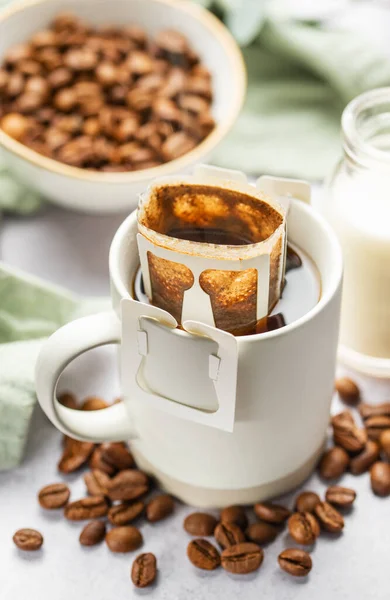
{"left": 1, "top": 189, "right": 390, "bottom": 600}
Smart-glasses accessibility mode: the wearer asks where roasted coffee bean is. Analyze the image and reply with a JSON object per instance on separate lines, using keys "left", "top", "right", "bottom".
{"left": 107, "top": 470, "right": 149, "bottom": 501}
{"left": 58, "top": 438, "right": 94, "bottom": 473}
{"left": 333, "top": 419, "right": 367, "bottom": 454}
{"left": 254, "top": 502, "right": 291, "bottom": 524}
{"left": 288, "top": 512, "right": 320, "bottom": 545}
{"left": 54, "top": 88, "right": 77, "bottom": 112}
{"left": 220, "top": 505, "right": 248, "bottom": 530}
{"left": 294, "top": 491, "right": 321, "bottom": 513}
{"left": 370, "top": 461, "right": 390, "bottom": 496}
{"left": 1, "top": 113, "right": 30, "bottom": 141}
{"left": 350, "top": 440, "right": 380, "bottom": 475}
{"left": 379, "top": 429, "right": 390, "bottom": 461}
{"left": 84, "top": 469, "right": 110, "bottom": 497}
{"left": 48, "top": 66, "right": 73, "bottom": 89}
{"left": 365, "top": 416, "right": 390, "bottom": 440}
{"left": 99, "top": 442, "right": 134, "bottom": 471}
{"left": 325, "top": 485, "right": 356, "bottom": 507}
{"left": 335, "top": 378, "right": 360, "bottom": 406}
{"left": 89, "top": 447, "right": 116, "bottom": 476}
{"left": 64, "top": 496, "right": 109, "bottom": 520}
{"left": 161, "top": 131, "right": 196, "bottom": 160}
{"left": 146, "top": 494, "right": 174, "bottom": 523}
{"left": 214, "top": 522, "right": 246, "bottom": 549}
{"left": 245, "top": 521, "right": 279, "bottom": 545}
{"left": 221, "top": 543, "right": 263, "bottom": 575}
{"left": 5, "top": 43, "right": 32, "bottom": 65}
{"left": 359, "top": 402, "right": 390, "bottom": 420}
{"left": 278, "top": 548, "right": 312, "bottom": 577}
{"left": 13, "top": 529, "right": 43, "bottom": 551}
{"left": 64, "top": 48, "right": 98, "bottom": 71}
{"left": 131, "top": 553, "right": 157, "bottom": 588}
{"left": 315, "top": 501, "right": 344, "bottom": 533}
{"left": 81, "top": 397, "right": 109, "bottom": 411}
{"left": 58, "top": 392, "right": 78, "bottom": 409}
{"left": 108, "top": 501, "right": 144, "bottom": 526}
{"left": 187, "top": 539, "right": 221, "bottom": 570}
{"left": 319, "top": 446, "right": 350, "bottom": 480}
{"left": 38, "top": 483, "right": 70, "bottom": 509}
{"left": 79, "top": 520, "right": 106, "bottom": 546}
{"left": 184, "top": 512, "right": 218, "bottom": 536}
{"left": 331, "top": 411, "right": 355, "bottom": 428}
{"left": 105, "top": 526, "right": 143, "bottom": 553}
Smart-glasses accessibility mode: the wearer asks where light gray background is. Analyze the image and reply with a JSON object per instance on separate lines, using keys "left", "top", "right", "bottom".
{"left": 1, "top": 3, "right": 390, "bottom": 598}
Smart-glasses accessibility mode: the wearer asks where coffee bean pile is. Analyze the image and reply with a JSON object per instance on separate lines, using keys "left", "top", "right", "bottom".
{"left": 321, "top": 377, "right": 390, "bottom": 497}
{"left": 0, "top": 13, "right": 215, "bottom": 172}
{"left": 12, "top": 378, "right": 390, "bottom": 587}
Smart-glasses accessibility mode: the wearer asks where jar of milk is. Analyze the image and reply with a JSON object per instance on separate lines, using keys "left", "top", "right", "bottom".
{"left": 325, "top": 88, "right": 390, "bottom": 377}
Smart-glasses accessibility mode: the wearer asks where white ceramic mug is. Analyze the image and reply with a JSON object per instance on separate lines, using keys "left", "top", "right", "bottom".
{"left": 35, "top": 174, "right": 343, "bottom": 507}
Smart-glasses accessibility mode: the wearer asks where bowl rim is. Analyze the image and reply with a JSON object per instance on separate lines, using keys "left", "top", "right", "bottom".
{"left": 0, "top": 0, "right": 246, "bottom": 183}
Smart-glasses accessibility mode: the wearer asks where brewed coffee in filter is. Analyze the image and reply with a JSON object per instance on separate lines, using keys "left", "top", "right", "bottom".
{"left": 137, "top": 179, "right": 288, "bottom": 335}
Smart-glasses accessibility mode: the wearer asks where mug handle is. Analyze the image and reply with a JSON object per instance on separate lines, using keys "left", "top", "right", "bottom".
{"left": 35, "top": 311, "right": 135, "bottom": 442}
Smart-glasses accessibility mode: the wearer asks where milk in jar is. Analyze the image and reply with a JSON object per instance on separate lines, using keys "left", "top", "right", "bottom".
{"left": 325, "top": 88, "right": 390, "bottom": 376}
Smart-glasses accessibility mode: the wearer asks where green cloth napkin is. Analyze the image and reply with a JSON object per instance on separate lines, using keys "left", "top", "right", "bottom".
{"left": 0, "top": 263, "right": 110, "bottom": 469}
{"left": 195, "top": 1, "right": 390, "bottom": 179}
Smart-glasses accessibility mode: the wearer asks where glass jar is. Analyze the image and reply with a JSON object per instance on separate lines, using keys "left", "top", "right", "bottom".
{"left": 325, "top": 88, "right": 390, "bottom": 377}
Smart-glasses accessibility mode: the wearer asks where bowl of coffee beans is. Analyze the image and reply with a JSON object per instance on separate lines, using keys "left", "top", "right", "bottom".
{"left": 0, "top": 0, "right": 245, "bottom": 213}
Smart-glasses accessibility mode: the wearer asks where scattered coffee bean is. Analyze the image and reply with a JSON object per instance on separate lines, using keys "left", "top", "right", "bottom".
{"left": 58, "top": 392, "right": 78, "bottom": 409}
{"left": 107, "top": 470, "right": 149, "bottom": 501}
{"left": 220, "top": 505, "right": 248, "bottom": 530}
{"left": 131, "top": 552, "right": 157, "bottom": 588}
{"left": 319, "top": 446, "right": 350, "bottom": 480}
{"left": 278, "top": 548, "right": 312, "bottom": 577}
{"left": 379, "top": 429, "right": 390, "bottom": 461}
{"left": 331, "top": 411, "right": 355, "bottom": 428}
{"left": 335, "top": 378, "right": 360, "bottom": 406}
{"left": 325, "top": 486, "right": 356, "bottom": 507}
{"left": 245, "top": 521, "right": 279, "bottom": 545}
{"left": 108, "top": 501, "right": 144, "bottom": 526}
{"left": 79, "top": 520, "right": 106, "bottom": 546}
{"left": 146, "top": 494, "right": 174, "bottom": 523}
{"left": 359, "top": 402, "right": 390, "bottom": 420}
{"left": 184, "top": 512, "right": 218, "bottom": 536}
{"left": 81, "top": 397, "right": 109, "bottom": 411}
{"left": 105, "top": 526, "right": 143, "bottom": 553}
{"left": 38, "top": 482, "right": 70, "bottom": 509}
{"left": 99, "top": 442, "right": 134, "bottom": 471}
{"left": 84, "top": 469, "right": 110, "bottom": 497}
{"left": 214, "top": 522, "right": 246, "bottom": 549}
{"left": 13, "top": 528, "right": 43, "bottom": 551}
{"left": 89, "top": 446, "right": 117, "bottom": 476}
{"left": 365, "top": 416, "right": 390, "bottom": 441}
{"left": 64, "top": 496, "right": 109, "bottom": 521}
{"left": 288, "top": 512, "right": 320, "bottom": 545}
{"left": 294, "top": 491, "right": 321, "bottom": 513}
{"left": 314, "top": 501, "right": 344, "bottom": 533}
{"left": 58, "top": 438, "right": 95, "bottom": 474}
{"left": 349, "top": 440, "right": 381, "bottom": 475}
{"left": 187, "top": 539, "right": 221, "bottom": 570}
{"left": 332, "top": 415, "right": 367, "bottom": 454}
{"left": 370, "top": 461, "right": 390, "bottom": 497}
{"left": 221, "top": 543, "right": 263, "bottom": 574}
{"left": 254, "top": 502, "right": 290, "bottom": 524}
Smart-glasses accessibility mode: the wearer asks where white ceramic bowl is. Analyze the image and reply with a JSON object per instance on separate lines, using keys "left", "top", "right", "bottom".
{"left": 0, "top": 0, "right": 246, "bottom": 213}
